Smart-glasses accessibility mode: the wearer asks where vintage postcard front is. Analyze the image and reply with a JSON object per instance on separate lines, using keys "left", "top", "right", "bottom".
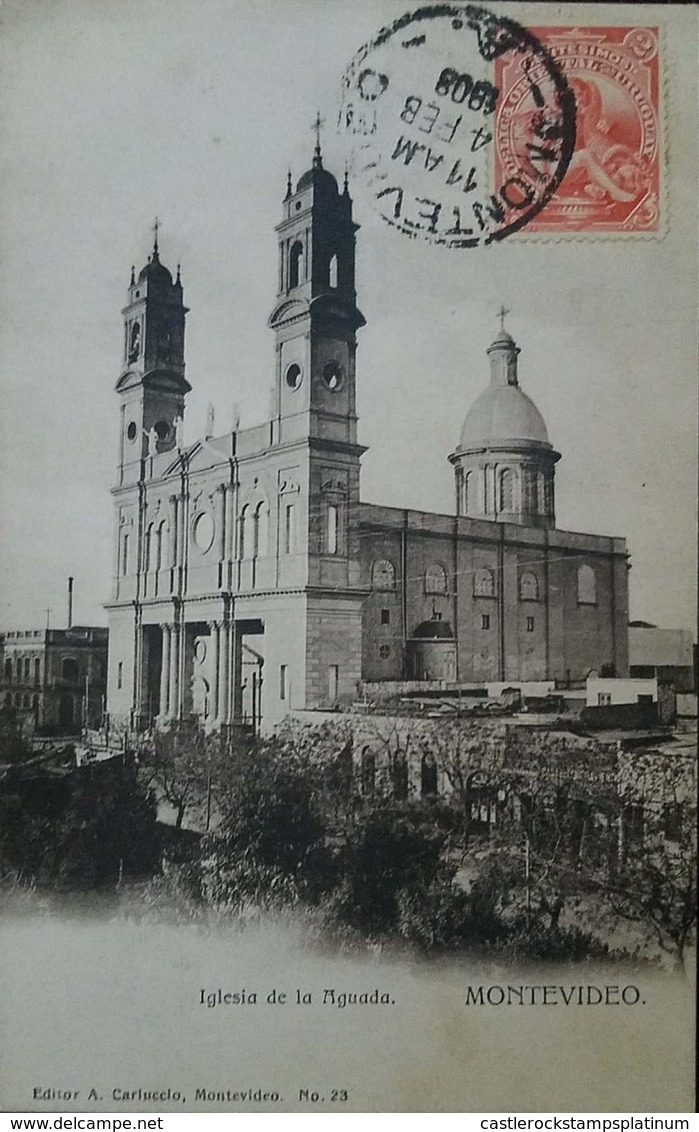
{"left": 0, "top": 0, "right": 696, "bottom": 1114}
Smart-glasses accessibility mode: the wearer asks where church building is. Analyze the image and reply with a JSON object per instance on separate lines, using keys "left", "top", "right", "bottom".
{"left": 105, "top": 141, "right": 629, "bottom": 734}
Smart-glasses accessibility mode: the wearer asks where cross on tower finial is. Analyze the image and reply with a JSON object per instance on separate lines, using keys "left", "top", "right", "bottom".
{"left": 152, "top": 216, "right": 160, "bottom": 256}
{"left": 497, "top": 303, "right": 510, "bottom": 332}
{"left": 311, "top": 111, "right": 325, "bottom": 167}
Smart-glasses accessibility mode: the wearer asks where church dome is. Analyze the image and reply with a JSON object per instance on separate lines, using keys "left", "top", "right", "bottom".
{"left": 458, "top": 383, "right": 550, "bottom": 450}
{"left": 296, "top": 165, "right": 339, "bottom": 194}
{"left": 138, "top": 251, "right": 173, "bottom": 285}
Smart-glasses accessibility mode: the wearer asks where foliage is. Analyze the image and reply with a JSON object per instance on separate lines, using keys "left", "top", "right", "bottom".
{"left": 327, "top": 802, "right": 454, "bottom": 942}
{"left": 201, "top": 735, "right": 334, "bottom": 911}
{"left": 0, "top": 757, "right": 160, "bottom": 890}
{"left": 137, "top": 721, "right": 233, "bottom": 829}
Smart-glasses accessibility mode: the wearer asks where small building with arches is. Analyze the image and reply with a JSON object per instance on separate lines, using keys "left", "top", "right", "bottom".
{"left": 0, "top": 626, "right": 108, "bottom": 735}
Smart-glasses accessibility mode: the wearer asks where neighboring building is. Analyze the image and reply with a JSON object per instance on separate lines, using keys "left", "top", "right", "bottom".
{"left": 104, "top": 139, "right": 629, "bottom": 735}
{"left": 586, "top": 676, "right": 658, "bottom": 708}
{"left": 629, "top": 622, "right": 696, "bottom": 692}
{"left": 0, "top": 627, "right": 108, "bottom": 734}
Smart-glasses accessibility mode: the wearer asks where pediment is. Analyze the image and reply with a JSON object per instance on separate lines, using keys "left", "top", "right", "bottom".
{"left": 267, "top": 297, "right": 309, "bottom": 328}
{"left": 115, "top": 369, "right": 142, "bottom": 392}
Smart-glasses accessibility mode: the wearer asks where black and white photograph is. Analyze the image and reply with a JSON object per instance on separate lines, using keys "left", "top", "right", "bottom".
{"left": 0, "top": 0, "right": 696, "bottom": 1114}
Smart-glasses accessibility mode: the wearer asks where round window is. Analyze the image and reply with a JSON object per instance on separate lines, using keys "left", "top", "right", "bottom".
{"left": 193, "top": 511, "right": 216, "bottom": 554}
{"left": 154, "top": 420, "right": 171, "bottom": 441}
{"left": 285, "top": 363, "right": 302, "bottom": 390}
{"left": 379, "top": 644, "right": 391, "bottom": 659}
{"left": 193, "top": 638, "right": 207, "bottom": 664}
{"left": 126, "top": 421, "right": 138, "bottom": 442}
{"left": 322, "top": 361, "right": 344, "bottom": 391}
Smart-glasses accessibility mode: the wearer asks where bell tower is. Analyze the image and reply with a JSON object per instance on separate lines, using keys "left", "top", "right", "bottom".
{"left": 116, "top": 226, "right": 190, "bottom": 486}
{"left": 268, "top": 130, "right": 365, "bottom": 447}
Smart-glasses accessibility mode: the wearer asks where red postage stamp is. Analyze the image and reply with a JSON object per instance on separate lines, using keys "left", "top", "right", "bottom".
{"left": 494, "top": 26, "right": 661, "bottom": 234}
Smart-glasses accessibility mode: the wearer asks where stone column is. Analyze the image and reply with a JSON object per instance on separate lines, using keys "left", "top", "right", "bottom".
{"left": 231, "top": 622, "right": 244, "bottom": 722}
{"left": 217, "top": 485, "right": 226, "bottom": 559}
{"left": 210, "top": 621, "right": 221, "bottom": 723}
{"left": 159, "top": 624, "right": 171, "bottom": 720}
{"left": 169, "top": 497, "right": 178, "bottom": 563}
{"left": 217, "top": 621, "right": 230, "bottom": 727}
{"left": 168, "top": 622, "right": 180, "bottom": 722}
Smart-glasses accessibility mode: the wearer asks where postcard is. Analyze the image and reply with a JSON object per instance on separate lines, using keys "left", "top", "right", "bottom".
{"left": 0, "top": 0, "right": 696, "bottom": 1114}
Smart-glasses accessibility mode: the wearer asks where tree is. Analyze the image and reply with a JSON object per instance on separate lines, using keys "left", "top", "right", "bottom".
{"left": 1, "top": 756, "right": 160, "bottom": 890}
{"left": 592, "top": 751, "right": 697, "bottom": 972}
{"left": 201, "top": 735, "right": 333, "bottom": 910}
{"left": 329, "top": 801, "right": 456, "bottom": 945}
{"left": 137, "top": 721, "right": 225, "bottom": 829}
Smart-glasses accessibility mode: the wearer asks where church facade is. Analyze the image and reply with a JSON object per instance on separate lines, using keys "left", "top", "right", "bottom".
{"left": 105, "top": 144, "right": 629, "bottom": 734}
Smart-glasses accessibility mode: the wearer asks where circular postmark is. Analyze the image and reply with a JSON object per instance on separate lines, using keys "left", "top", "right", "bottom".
{"left": 340, "top": 4, "right": 576, "bottom": 248}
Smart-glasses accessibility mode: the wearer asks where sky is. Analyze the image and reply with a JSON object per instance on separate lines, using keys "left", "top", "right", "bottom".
{"left": 0, "top": 0, "right": 696, "bottom": 634}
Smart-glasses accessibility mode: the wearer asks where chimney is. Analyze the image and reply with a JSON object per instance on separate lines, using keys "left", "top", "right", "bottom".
{"left": 67, "top": 576, "right": 74, "bottom": 629}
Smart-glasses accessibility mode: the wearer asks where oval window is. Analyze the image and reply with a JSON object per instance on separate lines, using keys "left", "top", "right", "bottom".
{"left": 126, "top": 421, "right": 138, "bottom": 442}
{"left": 193, "top": 511, "right": 216, "bottom": 554}
{"left": 286, "top": 363, "right": 302, "bottom": 390}
{"left": 322, "top": 361, "right": 344, "bottom": 391}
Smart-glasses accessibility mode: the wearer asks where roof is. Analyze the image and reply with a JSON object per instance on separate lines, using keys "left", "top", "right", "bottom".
{"left": 458, "top": 382, "right": 550, "bottom": 450}
{"left": 412, "top": 619, "right": 454, "bottom": 640}
{"left": 137, "top": 248, "right": 174, "bottom": 286}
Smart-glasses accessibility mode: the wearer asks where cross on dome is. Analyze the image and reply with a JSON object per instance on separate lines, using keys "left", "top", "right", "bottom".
{"left": 497, "top": 304, "right": 510, "bottom": 332}
{"left": 152, "top": 216, "right": 160, "bottom": 257}
{"left": 311, "top": 111, "right": 325, "bottom": 167}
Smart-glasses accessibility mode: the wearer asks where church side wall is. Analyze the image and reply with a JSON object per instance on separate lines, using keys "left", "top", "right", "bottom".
{"left": 359, "top": 507, "right": 629, "bottom": 687}
{"left": 305, "top": 596, "right": 363, "bottom": 710}
{"left": 106, "top": 607, "right": 137, "bottom": 727}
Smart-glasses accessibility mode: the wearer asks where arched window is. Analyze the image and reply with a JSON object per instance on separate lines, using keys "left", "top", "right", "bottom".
{"left": 474, "top": 567, "right": 496, "bottom": 597}
{"left": 371, "top": 558, "right": 396, "bottom": 590}
{"left": 4, "top": 659, "right": 12, "bottom": 682}
{"left": 238, "top": 505, "right": 248, "bottom": 559}
{"left": 361, "top": 747, "right": 376, "bottom": 796}
{"left": 392, "top": 752, "right": 409, "bottom": 801}
{"left": 425, "top": 564, "right": 448, "bottom": 595}
{"left": 289, "top": 241, "right": 304, "bottom": 289}
{"left": 462, "top": 470, "right": 472, "bottom": 515}
{"left": 537, "top": 472, "right": 546, "bottom": 513}
{"left": 253, "top": 502, "right": 268, "bottom": 558}
{"left": 283, "top": 502, "right": 295, "bottom": 555}
{"left": 129, "top": 321, "right": 141, "bottom": 362}
{"left": 328, "top": 254, "right": 338, "bottom": 288}
{"left": 121, "top": 533, "right": 130, "bottom": 576}
{"left": 421, "top": 752, "right": 438, "bottom": 796}
{"left": 62, "top": 657, "right": 79, "bottom": 682}
{"left": 144, "top": 524, "right": 153, "bottom": 572}
{"left": 577, "top": 563, "right": 597, "bottom": 605}
{"left": 34, "top": 657, "right": 41, "bottom": 684}
{"left": 335, "top": 744, "right": 353, "bottom": 797}
{"left": 499, "top": 468, "right": 515, "bottom": 512}
{"left": 519, "top": 571, "right": 539, "bottom": 602}
{"left": 326, "top": 504, "right": 339, "bottom": 555}
{"left": 156, "top": 521, "right": 167, "bottom": 571}
{"left": 523, "top": 469, "right": 537, "bottom": 511}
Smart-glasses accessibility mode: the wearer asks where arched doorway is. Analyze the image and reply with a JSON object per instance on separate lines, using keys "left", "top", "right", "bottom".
{"left": 59, "top": 693, "right": 74, "bottom": 729}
